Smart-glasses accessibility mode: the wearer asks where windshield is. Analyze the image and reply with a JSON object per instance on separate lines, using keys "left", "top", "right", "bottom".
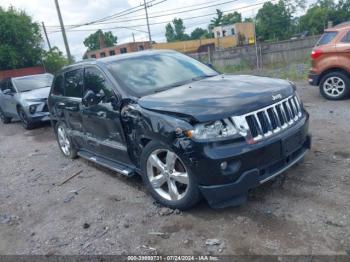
{"left": 316, "top": 32, "right": 337, "bottom": 46}
{"left": 13, "top": 74, "right": 53, "bottom": 92}
{"left": 106, "top": 52, "right": 218, "bottom": 96}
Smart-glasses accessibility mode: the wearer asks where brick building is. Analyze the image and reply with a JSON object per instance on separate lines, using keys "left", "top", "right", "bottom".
{"left": 0, "top": 66, "right": 45, "bottom": 80}
{"left": 84, "top": 41, "right": 151, "bottom": 59}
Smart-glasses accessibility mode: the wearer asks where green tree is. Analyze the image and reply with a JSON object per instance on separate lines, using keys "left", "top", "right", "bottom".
{"left": 221, "top": 11, "right": 242, "bottom": 25}
{"left": 0, "top": 6, "right": 43, "bottom": 70}
{"left": 165, "top": 18, "right": 190, "bottom": 42}
{"left": 42, "top": 47, "right": 69, "bottom": 74}
{"left": 190, "top": 28, "right": 210, "bottom": 40}
{"left": 299, "top": 0, "right": 350, "bottom": 35}
{"left": 83, "top": 29, "right": 117, "bottom": 51}
{"left": 209, "top": 9, "right": 224, "bottom": 29}
{"left": 256, "top": 0, "right": 293, "bottom": 41}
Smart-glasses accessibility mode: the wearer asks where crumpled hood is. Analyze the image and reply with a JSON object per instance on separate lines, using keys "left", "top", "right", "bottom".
{"left": 139, "top": 75, "right": 295, "bottom": 122}
{"left": 18, "top": 87, "right": 50, "bottom": 101}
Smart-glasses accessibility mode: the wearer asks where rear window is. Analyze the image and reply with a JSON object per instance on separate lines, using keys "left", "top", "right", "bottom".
{"left": 316, "top": 32, "right": 337, "bottom": 46}
{"left": 341, "top": 31, "right": 350, "bottom": 43}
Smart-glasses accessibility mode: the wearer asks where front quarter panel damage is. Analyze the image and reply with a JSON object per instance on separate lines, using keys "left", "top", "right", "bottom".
{"left": 121, "top": 103, "right": 195, "bottom": 168}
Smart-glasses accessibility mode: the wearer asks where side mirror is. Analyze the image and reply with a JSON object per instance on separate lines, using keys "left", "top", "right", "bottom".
{"left": 3, "top": 89, "right": 13, "bottom": 95}
{"left": 82, "top": 90, "right": 98, "bottom": 106}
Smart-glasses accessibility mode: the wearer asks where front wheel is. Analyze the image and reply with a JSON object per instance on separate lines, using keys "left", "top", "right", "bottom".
{"left": 17, "top": 107, "right": 34, "bottom": 130}
{"left": 319, "top": 71, "right": 350, "bottom": 100}
{"left": 55, "top": 122, "right": 77, "bottom": 159}
{"left": 140, "top": 141, "right": 202, "bottom": 210}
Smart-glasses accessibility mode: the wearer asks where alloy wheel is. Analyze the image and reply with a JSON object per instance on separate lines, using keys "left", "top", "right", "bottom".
{"left": 57, "top": 125, "right": 71, "bottom": 156}
{"left": 323, "top": 77, "right": 346, "bottom": 97}
{"left": 18, "top": 109, "right": 28, "bottom": 125}
{"left": 146, "top": 149, "right": 189, "bottom": 201}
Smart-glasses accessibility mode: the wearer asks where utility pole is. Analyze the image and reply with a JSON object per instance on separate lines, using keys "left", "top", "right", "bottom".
{"left": 132, "top": 33, "right": 135, "bottom": 43}
{"left": 143, "top": 0, "right": 152, "bottom": 46}
{"left": 252, "top": 9, "right": 260, "bottom": 70}
{"left": 42, "top": 22, "right": 52, "bottom": 50}
{"left": 54, "top": 0, "right": 73, "bottom": 63}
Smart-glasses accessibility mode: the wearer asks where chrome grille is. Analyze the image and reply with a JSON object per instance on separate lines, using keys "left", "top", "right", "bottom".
{"left": 231, "top": 95, "right": 303, "bottom": 143}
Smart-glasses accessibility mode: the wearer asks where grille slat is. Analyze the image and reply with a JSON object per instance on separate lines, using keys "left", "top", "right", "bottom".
{"left": 242, "top": 95, "right": 302, "bottom": 143}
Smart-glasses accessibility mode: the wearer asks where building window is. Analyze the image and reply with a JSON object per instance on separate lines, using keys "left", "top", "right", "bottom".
{"left": 231, "top": 28, "right": 235, "bottom": 35}
{"left": 216, "top": 31, "right": 221, "bottom": 38}
{"left": 91, "top": 54, "right": 96, "bottom": 58}
{"left": 100, "top": 52, "right": 106, "bottom": 57}
{"left": 223, "top": 30, "right": 226, "bottom": 37}
{"left": 120, "top": 47, "right": 127, "bottom": 54}
{"left": 109, "top": 50, "right": 116, "bottom": 56}
{"left": 138, "top": 45, "right": 144, "bottom": 51}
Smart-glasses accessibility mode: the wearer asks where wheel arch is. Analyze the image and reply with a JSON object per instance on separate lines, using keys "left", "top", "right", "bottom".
{"left": 318, "top": 68, "right": 349, "bottom": 85}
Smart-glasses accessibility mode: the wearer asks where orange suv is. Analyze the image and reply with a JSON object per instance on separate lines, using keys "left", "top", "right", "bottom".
{"left": 308, "top": 22, "right": 350, "bottom": 100}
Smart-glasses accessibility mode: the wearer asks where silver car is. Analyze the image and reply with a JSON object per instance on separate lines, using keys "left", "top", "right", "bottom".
{"left": 0, "top": 73, "right": 53, "bottom": 129}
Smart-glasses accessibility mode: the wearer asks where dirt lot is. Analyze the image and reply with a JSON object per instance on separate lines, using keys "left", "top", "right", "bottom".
{"left": 0, "top": 82, "right": 349, "bottom": 256}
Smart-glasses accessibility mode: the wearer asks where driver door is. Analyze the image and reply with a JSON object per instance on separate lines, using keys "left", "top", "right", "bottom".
{"left": 81, "top": 66, "right": 131, "bottom": 165}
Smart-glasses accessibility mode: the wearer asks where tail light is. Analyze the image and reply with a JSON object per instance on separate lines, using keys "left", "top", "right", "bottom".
{"left": 311, "top": 49, "right": 323, "bottom": 60}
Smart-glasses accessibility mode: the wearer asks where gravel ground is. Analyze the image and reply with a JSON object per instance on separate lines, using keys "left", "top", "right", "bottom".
{"left": 0, "top": 82, "right": 349, "bottom": 255}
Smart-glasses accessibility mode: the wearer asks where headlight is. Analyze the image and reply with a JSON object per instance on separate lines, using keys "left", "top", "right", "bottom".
{"left": 189, "top": 119, "right": 240, "bottom": 141}
{"left": 29, "top": 105, "right": 37, "bottom": 114}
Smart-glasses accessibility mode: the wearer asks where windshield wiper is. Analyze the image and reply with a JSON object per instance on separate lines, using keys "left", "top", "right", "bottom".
{"left": 191, "top": 75, "right": 217, "bottom": 81}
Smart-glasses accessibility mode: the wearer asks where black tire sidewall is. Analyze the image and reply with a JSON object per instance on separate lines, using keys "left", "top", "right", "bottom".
{"left": 140, "top": 141, "right": 201, "bottom": 210}
{"left": 319, "top": 72, "right": 350, "bottom": 100}
{"left": 54, "top": 121, "right": 77, "bottom": 159}
{"left": 18, "top": 107, "right": 34, "bottom": 129}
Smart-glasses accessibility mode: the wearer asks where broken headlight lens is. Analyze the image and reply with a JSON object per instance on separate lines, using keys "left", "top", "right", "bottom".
{"left": 29, "top": 104, "right": 37, "bottom": 114}
{"left": 190, "top": 120, "right": 239, "bottom": 140}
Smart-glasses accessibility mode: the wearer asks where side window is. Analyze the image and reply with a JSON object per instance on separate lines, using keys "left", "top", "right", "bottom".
{"left": 84, "top": 67, "right": 114, "bottom": 103}
{"left": 341, "top": 31, "right": 350, "bottom": 43}
{"left": 0, "top": 80, "right": 7, "bottom": 91}
{"left": 52, "top": 75, "right": 64, "bottom": 96}
{"left": 65, "top": 69, "right": 83, "bottom": 98}
{"left": 7, "top": 80, "right": 16, "bottom": 92}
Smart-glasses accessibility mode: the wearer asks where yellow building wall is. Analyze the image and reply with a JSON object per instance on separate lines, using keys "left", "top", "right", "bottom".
{"left": 153, "top": 36, "right": 238, "bottom": 53}
{"left": 234, "top": 22, "right": 255, "bottom": 45}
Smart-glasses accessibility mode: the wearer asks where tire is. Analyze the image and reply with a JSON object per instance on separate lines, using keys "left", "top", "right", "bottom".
{"left": 17, "top": 107, "right": 34, "bottom": 130}
{"left": 140, "top": 141, "right": 202, "bottom": 210}
{"left": 54, "top": 122, "right": 77, "bottom": 159}
{"left": 0, "top": 107, "right": 11, "bottom": 124}
{"left": 319, "top": 71, "right": 350, "bottom": 100}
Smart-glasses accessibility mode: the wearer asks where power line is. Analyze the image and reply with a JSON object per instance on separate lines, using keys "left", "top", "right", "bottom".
{"left": 48, "top": 0, "right": 242, "bottom": 29}
{"left": 48, "top": 0, "right": 271, "bottom": 34}
{"left": 46, "top": 0, "right": 165, "bottom": 30}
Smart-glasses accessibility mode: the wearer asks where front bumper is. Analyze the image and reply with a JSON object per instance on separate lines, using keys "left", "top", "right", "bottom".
{"left": 28, "top": 112, "right": 50, "bottom": 122}
{"left": 184, "top": 114, "right": 311, "bottom": 208}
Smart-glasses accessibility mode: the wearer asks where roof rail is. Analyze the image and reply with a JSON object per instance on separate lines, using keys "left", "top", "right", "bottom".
{"left": 334, "top": 21, "right": 350, "bottom": 28}
{"left": 62, "top": 58, "right": 96, "bottom": 69}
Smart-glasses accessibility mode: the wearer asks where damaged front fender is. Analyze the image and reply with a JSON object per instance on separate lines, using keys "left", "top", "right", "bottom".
{"left": 121, "top": 103, "right": 195, "bottom": 167}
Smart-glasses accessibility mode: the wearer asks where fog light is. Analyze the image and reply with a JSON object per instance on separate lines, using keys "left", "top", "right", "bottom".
{"left": 220, "top": 161, "right": 227, "bottom": 170}
{"left": 29, "top": 105, "right": 37, "bottom": 114}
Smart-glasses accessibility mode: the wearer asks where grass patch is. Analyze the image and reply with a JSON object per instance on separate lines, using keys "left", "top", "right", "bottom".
{"left": 215, "top": 60, "right": 311, "bottom": 81}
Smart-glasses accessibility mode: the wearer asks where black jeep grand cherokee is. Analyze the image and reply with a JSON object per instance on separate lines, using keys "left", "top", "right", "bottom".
{"left": 48, "top": 50, "right": 311, "bottom": 209}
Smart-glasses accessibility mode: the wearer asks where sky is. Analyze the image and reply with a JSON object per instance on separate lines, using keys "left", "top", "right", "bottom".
{"left": 0, "top": 0, "right": 315, "bottom": 60}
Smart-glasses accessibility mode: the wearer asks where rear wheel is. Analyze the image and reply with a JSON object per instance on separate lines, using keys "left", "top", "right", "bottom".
{"left": 55, "top": 122, "right": 77, "bottom": 159}
{"left": 17, "top": 107, "right": 34, "bottom": 130}
{"left": 0, "top": 107, "right": 11, "bottom": 124}
{"left": 319, "top": 71, "right": 350, "bottom": 100}
{"left": 140, "top": 141, "right": 201, "bottom": 210}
